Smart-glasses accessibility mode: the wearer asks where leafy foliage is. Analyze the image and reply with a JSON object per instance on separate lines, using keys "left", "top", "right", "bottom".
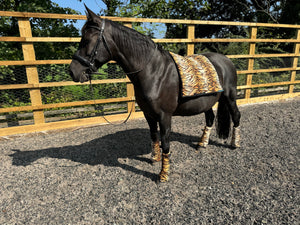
{"left": 0, "top": 0, "right": 81, "bottom": 107}
{"left": 1, "top": 0, "right": 299, "bottom": 110}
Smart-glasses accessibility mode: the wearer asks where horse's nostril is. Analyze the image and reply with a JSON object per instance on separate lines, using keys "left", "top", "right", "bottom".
{"left": 79, "top": 72, "right": 89, "bottom": 83}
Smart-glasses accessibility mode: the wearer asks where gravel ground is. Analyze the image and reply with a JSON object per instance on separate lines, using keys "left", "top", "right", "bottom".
{"left": 0, "top": 98, "right": 299, "bottom": 224}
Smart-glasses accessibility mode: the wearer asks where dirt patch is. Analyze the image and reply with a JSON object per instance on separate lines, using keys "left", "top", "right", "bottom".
{"left": 0, "top": 98, "right": 299, "bottom": 224}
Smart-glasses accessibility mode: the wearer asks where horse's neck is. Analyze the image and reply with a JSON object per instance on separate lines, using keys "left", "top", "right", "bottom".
{"left": 114, "top": 49, "right": 136, "bottom": 74}
{"left": 116, "top": 45, "right": 157, "bottom": 80}
{"left": 111, "top": 26, "right": 156, "bottom": 76}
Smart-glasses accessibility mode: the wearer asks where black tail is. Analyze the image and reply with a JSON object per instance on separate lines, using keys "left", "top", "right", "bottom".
{"left": 216, "top": 94, "right": 231, "bottom": 139}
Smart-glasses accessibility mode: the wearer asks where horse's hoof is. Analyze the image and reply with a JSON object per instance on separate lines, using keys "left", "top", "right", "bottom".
{"left": 231, "top": 143, "right": 241, "bottom": 149}
{"left": 151, "top": 154, "right": 161, "bottom": 163}
{"left": 197, "top": 142, "right": 207, "bottom": 149}
{"left": 159, "top": 171, "right": 169, "bottom": 182}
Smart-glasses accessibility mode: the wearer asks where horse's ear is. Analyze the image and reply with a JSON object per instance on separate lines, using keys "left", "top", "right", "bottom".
{"left": 84, "top": 4, "right": 101, "bottom": 23}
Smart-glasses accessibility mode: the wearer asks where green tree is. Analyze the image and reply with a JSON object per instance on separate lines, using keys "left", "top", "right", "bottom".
{"left": 0, "top": 0, "right": 80, "bottom": 60}
{"left": 96, "top": 0, "right": 299, "bottom": 44}
{"left": 0, "top": 0, "right": 81, "bottom": 106}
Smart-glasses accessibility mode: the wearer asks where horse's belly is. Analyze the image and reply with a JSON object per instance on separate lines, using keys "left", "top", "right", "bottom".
{"left": 174, "top": 93, "right": 221, "bottom": 116}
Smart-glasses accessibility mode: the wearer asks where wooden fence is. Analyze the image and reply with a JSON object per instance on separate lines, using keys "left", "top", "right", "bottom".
{"left": 0, "top": 11, "right": 299, "bottom": 136}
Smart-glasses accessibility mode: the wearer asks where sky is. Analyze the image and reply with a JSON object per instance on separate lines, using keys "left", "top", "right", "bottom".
{"left": 51, "top": 0, "right": 166, "bottom": 38}
{"left": 51, "top": 0, "right": 106, "bottom": 31}
{"left": 51, "top": 0, "right": 106, "bottom": 15}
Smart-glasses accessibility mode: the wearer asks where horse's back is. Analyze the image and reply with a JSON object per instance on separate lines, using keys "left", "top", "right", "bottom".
{"left": 174, "top": 52, "right": 237, "bottom": 116}
{"left": 200, "top": 52, "right": 237, "bottom": 89}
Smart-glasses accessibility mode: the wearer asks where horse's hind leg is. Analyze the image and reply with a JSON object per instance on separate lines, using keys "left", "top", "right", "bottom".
{"left": 229, "top": 101, "right": 241, "bottom": 148}
{"left": 145, "top": 115, "right": 161, "bottom": 162}
{"left": 226, "top": 88, "right": 241, "bottom": 148}
{"left": 198, "top": 108, "right": 215, "bottom": 148}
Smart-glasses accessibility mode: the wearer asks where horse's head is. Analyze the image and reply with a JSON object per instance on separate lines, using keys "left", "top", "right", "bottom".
{"left": 70, "top": 6, "right": 113, "bottom": 83}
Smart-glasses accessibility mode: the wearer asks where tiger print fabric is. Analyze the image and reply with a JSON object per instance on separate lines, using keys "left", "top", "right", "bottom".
{"left": 170, "top": 52, "right": 223, "bottom": 97}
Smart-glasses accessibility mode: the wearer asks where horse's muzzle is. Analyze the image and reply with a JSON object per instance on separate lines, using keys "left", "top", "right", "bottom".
{"left": 80, "top": 72, "right": 90, "bottom": 83}
{"left": 70, "top": 68, "right": 90, "bottom": 83}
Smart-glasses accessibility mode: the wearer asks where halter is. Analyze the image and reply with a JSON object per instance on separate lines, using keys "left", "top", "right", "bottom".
{"left": 73, "top": 20, "right": 112, "bottom": 73}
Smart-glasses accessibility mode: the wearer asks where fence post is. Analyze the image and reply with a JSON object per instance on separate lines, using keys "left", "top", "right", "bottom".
{"left": 245, "top": 27, "right": 257, "bottom": 100}
{"left": 18, "top": 18, "right": 45, "bottom": 124}
{"left": 289, "top": 28, "right": 300, "bottom": 94}
{"left": 124, "top": 22, "right": 136, "bottom": 113}
{"left": 187, "top": 25, "right": 195, "bottom": 55}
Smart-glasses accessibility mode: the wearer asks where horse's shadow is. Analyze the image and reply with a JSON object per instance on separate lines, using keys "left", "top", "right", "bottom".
{"left": 9, "top": 128, "right": 225, "bottom": 181}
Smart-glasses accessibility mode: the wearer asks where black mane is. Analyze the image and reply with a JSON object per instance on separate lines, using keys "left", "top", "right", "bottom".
{"left": 110, "top": 20, "right": 155, "bottom": 48}
{"left": 107, "top": 20, "right": 167, "bottom": 62}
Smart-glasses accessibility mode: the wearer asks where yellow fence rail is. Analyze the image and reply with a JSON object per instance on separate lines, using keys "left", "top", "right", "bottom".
{"left": 0, "top": 11, "right": 299, "bottom": 136}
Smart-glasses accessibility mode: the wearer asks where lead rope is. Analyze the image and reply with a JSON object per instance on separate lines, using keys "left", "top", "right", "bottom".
{"left": 89, "top": 78, "right": 134, "bottom": 125}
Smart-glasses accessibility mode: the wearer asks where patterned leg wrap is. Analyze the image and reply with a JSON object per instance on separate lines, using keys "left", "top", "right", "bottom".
{"left": 198, "top": 126, "right": 212, "bottom": 148}
{"left": 151, "top": 141, "right": 161, "bottom": 162}
{"left": 231, "top": 127, "right": 241, "bottom": 148}
{"left": 159, "top": 153, "right": 170, "bottom": 182}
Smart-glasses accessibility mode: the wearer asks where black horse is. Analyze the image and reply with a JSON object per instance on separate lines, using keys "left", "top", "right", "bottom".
{"left": 70, "top": 7, "right": 241, "bottom": 182}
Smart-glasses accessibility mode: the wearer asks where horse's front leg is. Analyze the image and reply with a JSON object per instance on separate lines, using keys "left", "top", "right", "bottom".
{"left": 145, "top": 115, "right": 161, "bottom": 162}
{"left": 158, "top": 113, "right": 172, "bottom": 182}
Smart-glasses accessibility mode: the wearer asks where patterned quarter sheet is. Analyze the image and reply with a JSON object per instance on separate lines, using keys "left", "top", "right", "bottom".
{"left": 170, "top": 52, "right": 223, "bottom": 97}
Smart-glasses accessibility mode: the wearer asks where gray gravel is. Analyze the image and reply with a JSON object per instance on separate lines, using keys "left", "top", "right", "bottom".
{"left": 0, "top": 98, "right": 299, "bottom": 224}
